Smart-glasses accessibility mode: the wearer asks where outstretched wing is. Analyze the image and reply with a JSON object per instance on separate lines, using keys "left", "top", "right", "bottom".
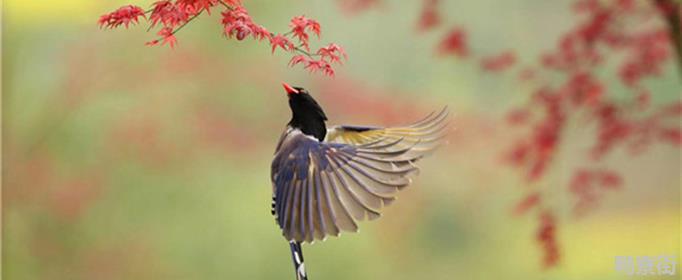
{"left": 325, "top": 107, "right": 449, "bottom": 158}
{"left": 271, "top": 131, "right": 424, "bottom": 243}
{"left": 271, "top": 109, "right": 448, "bottom": 243}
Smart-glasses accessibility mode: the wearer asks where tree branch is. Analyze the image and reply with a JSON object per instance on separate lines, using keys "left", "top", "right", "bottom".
{"left": 654, "top": 0, "right": 682, "bottom": 77}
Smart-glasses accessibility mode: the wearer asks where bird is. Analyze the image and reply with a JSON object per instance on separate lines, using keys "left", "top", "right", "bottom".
{"left": 271, "top": 83, "right": 449, "bottom": 280}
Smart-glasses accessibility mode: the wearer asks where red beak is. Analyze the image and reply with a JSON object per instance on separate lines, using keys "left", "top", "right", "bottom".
{"left": 282, "top": 82, "right": 299, "bottom": 95}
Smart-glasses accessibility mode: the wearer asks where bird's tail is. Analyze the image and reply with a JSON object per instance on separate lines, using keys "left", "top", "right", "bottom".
{"left": 289, "top": 241, "right": 308, "bottom": 280}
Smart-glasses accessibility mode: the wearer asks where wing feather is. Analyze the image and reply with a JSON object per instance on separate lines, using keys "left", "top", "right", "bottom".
{"left": 271, "top": 108, "right": 449, "bottom": 242}
{"left": 281, "top": 179, "right": 296, "bottom": 235}
{"left": 320, "top": 170, "right": 361, "bottom": 231}
{"left": 326, "top": 158, "right": 376, "bottom": 220}
{"left": 290, "top": 179, "right": 303, "bottom": 241}
{"left": 337, "top": 164, "right": 385, "bottom": 211}
{"left": 306, "top": 170, "right": 316, "bottom": 242}
{"left": 321, "top": 171, "right": 356, "bottom": 233}
{"left": 311, "top": 171, "right": 328, "bottom": 240}
{"left": 300, "top": 175, "right": 309, "bottom": 242}
{"left": 316, "top": 170, "right": 339, "bottom": 237}
{"left": 326, "top": 107, "right": 449, "bottom": 158}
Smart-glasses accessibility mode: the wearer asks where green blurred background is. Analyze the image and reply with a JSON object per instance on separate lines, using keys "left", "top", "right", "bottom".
{"left": 2, "top": 0, "right": 680, "bottom": 279}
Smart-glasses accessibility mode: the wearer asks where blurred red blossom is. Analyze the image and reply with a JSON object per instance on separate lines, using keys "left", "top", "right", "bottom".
{"left": 569, "top": 169, "right": 623, "bottom": 216}
{"left": 513, "top": 192, "right": 541, "bottom": 216}
{"left": 618, "top": 30, "right": 671, "bottom": 87}
{"left": 437, "top": 28, "right": 469, "bottom": 58}
{"left": 417, "top": 0, "right": 441, "bottom": 32}
{"left": 502, "top": 0, "right": 680, "bottom": 268}
{"left": 659, "top": 127, "right": 682, "bottom": 145}
{"left": 518, "top": 68, "right": 537, "bottom": 81}
{"left": 99, "top": 0, "right": 347, "bottom": 76}
{"left": 536, "top": 210, "right": 560, "bottom": 268}
{"left": 506, "top": 109, "right": 530, "bottom": 125}
{"left": 336, "top": 0, "right": 381, "bottom": 14}
{"left": 501, "top": 0, "right": 680, "bottom": 194}
{"left": 418, "top": 0, "right": 681, "bottom": 269}
{"left": 480, "top": 51, "right": 516, "bottom": 72}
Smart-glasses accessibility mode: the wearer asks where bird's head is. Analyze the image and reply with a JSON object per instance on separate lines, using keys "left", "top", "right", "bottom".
{"left": 283, "top": 83, "right": 328, "bottom": 141}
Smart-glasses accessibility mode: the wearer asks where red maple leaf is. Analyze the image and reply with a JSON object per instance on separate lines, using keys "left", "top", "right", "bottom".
{"left": 270, "top": 34, "right": 294, "bottom": 53}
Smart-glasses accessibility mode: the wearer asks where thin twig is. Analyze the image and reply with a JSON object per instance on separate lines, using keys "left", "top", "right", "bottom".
{"left": 172, "top": 12, "right": 202, "bottom": 36}
{"left": 217, "top": 0, "right": 235, "bottom": 10}
{"left": 147, "top": 11, "right": 203, "bottom": 42}
{"left": 290, "top": 40, "right": 319, "bottom": 58}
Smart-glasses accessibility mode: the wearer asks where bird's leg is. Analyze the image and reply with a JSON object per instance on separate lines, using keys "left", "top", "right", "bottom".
{"left": 289, "top": 241, "right": 307, "bottom": 280}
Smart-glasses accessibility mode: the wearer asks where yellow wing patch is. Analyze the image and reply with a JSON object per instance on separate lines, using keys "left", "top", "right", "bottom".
{"left": 325, "top": 107, "right": 450, "bottom": 157}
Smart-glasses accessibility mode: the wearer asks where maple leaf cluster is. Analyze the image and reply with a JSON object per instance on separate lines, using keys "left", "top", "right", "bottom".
{"left": 98, "top": 0, "right": 347, "bottom": 76}
{"left": 405, "top": 0, "right": 682, "bottom": 269}
{"left": 502, "top": 0, "right": 680, "bottom": 209}
{"left": 98, "top": 5, "right": 147, "bottom": 29}
{"left": 502, "top": 0, "right": 680, "bottom": 268}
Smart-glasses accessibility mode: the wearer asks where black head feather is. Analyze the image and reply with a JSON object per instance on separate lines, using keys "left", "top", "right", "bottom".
{"left": 287, "top": 87, "right": 328, "bottom": 141}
